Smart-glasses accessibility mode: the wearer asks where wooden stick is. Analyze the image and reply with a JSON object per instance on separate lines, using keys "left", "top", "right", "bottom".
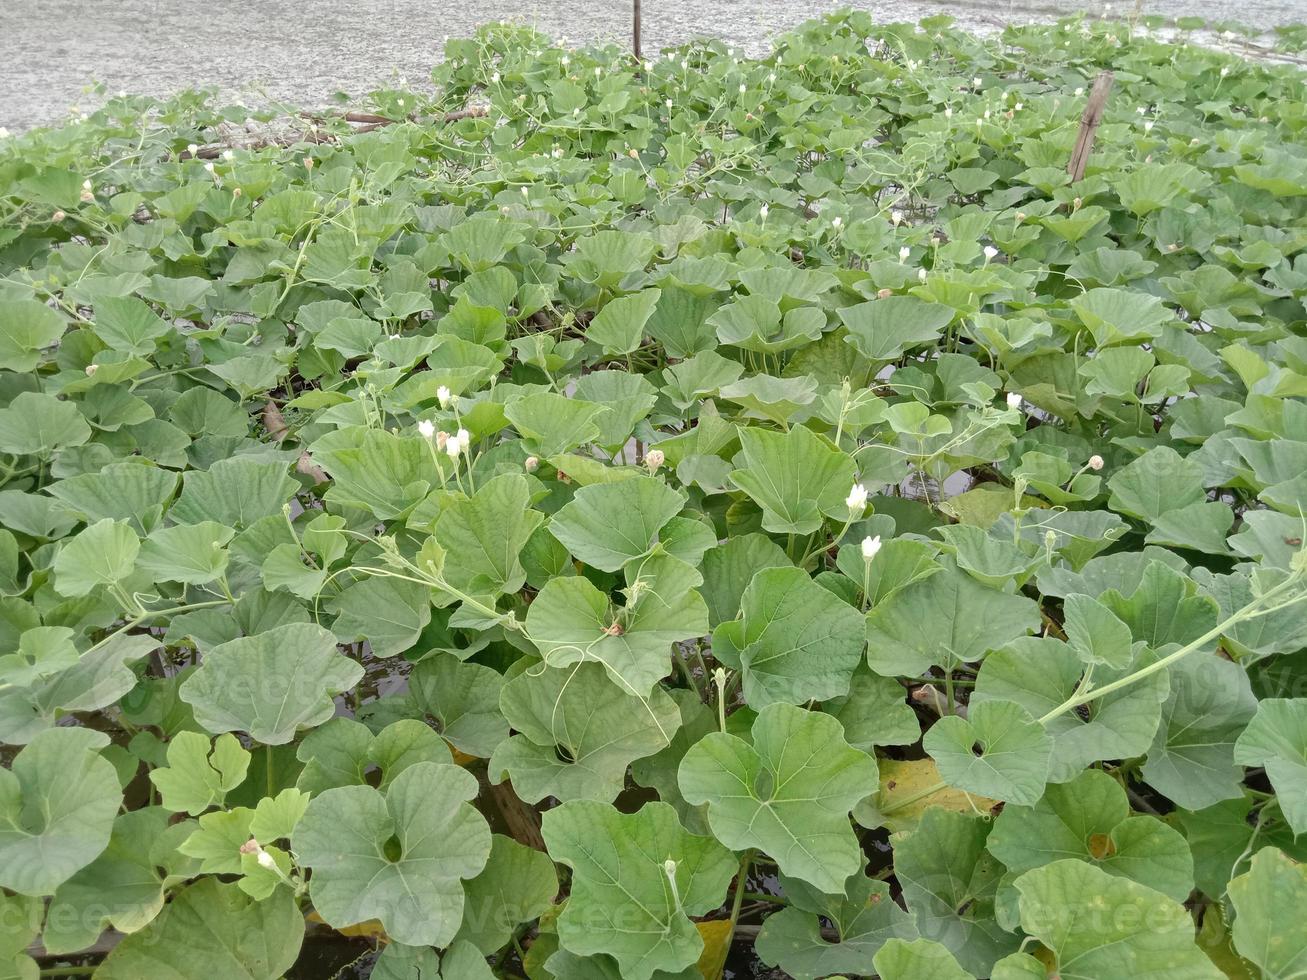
{"left": 1067, "top": 70, "right": 1114, "bottom": 182}
{"left": 633, "top": 0, "right": 642, "bottom": 59}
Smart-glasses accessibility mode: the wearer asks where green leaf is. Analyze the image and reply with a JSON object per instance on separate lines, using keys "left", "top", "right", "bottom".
{"left": 587, "top": 288, "right": 661, "bottom": 355}
{"left": 756, "top": 872, "right": 917, "bottom": 979}
{"left": 0, "top": 298, "right": 65, "bottom": 371}
{"left": 1106, "top": 446, "right": 1206, "bottom": 522}
{"left": 893, "top": 808, "right": 1016, "bottom": 975}
{"left": 1234, "top": 699, "right": 1307, "bottom": 835}
{"left": 987, "top": 770, "right": 1194, "bottom": 906}
{"left": 329, "top": 575, "right": 432, "bottom": 658}
{"left": 866, "top": 563, "right": 1040, "bottom": 675}
{"left": 47, "top": 461, "right": 179, "bottom": 531}
{"left": 505, "top": 392, "right": 609, "bottom": 458}
{"left": 43, "top": 807, "right": 199, "bottom": 953}
{"left": 1227, "top": 847, "right": 1307, "bottom": 980}
{"left": 1062, "top": 593, "right": 1134, "bottom": 668}
{"left": 548, "top": 477, "right": 686, "bottom": 572}
{"left": 52, "top": 518, "right": 139, "bottom": 597}
{"left": 1071, "top": 287, "right": 1174, "bottom": 346}
{"left": 455, "top": 834, "right": 559, "bottom": 954}
{"left": 293, "top": 761, "right": 492, "bottom": 946}
{"left": 728, "top": 425, "right": 856, "bottom": 535}
{"left": 409, "top": 654, "right": 508, "bottom": 758}
{"left": 149, "top": 732, "right": 250, "bottom": 815}
{"left": 924, "top": 699, "right": 1052, "bottom": 806}
{"left": 137, "top": 520, "right": 234, "bottom": 584}
{"left": 93, "top": 296, "right": 172, "bottom": 354}
{"left": 823, "top": 666, "right": 921, "bottom": 751}
{"left": 180, "top": 623, "right": 364, "bottom": 744}
{"left": 711, "top": 566, "right": 865, "bottom": 707}
{"left": 0, "top": 728, "right": 121, "bottom": 895}
{"left": 540, "top": 800, "right": 735, "bottom": 980}
{"left": 170, "top": 456, "right": 297, "bottom": 528}
{"left": 679, "top": 702, "right": 876, "bottom": 892}
{"left": 840, "top": 296, "right": 955, "bottom": 360}
{"left": 1145, "top": 652, "right": 1257, "bottom": 811}
{"left": 489, "top": 661, "right": 679, "bottom": 803}
{"left": 1013, "top": 860, "right": 1221, "bottom": 979}
{"left": 94, "top": 878, "right": 304, "bottom": 980}
{"left": 524, "top": 575, "right": 708, "bottom": 695}
{"left": 295, "top": 717, "right": 451, "bottom": 794}
{"left": 873, "top": 938, "right": 976, "bottom": 980}
{"left": 699, "top": 534, "right": 791, "bottom": 628}
{"left": 435, "top": 473, "right": 544, "bottom": 597}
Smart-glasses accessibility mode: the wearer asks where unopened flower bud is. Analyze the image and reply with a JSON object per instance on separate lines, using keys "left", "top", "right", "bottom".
{"left": 418, "top": 419, "right": 436, "bottom": 439}
{"left": 1088, "top": 454, "right": 1104, "bottom": 471}
{"left": 524, "top": 455, "right": 539, "bottom": 473}
{"left": 645, "top": 449, "right": 665, "bottom": 472}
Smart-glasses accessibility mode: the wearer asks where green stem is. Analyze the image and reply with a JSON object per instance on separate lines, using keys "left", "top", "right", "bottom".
{"left": 1039, "top": 572, "right": 1306, "bottom": 725}
{"left": 266, "top": 743, "right": 275, "bottom": 798}
{"left": 724, "top": 849, "right": 755, "bottom": 952}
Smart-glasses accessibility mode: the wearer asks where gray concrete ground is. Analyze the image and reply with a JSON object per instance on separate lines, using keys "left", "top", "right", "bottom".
{"left": 2, "top": 0, "right": 1303, "bottom": 131}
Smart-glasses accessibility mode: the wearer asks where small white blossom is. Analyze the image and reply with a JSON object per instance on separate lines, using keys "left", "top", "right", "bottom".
{"left": 645, "top": 449, "right": 665, "bottom": 471}
{"left": 524, "top": 455, "right": 539, "bottom": 473}
{"left": 767, "top": 72, "right": 776, "bottom": 83}
{"left": 222, "top": 149, "right": 234, "bottom": 160}
{"left": 944, "top": 106, "right": 953, "bottom": 119}
{"left": 0, "top": 127, "right": 9, "bottom": 139}
{"left": 418, "top": 419, "right": 436, "bottom": 439}
{"left": 917, "top": 267, "right": 927, "bottom": 282}
{"left": 445, "top": 433, "right": 463, "bottom": 459}
{"left": 256, "top": 850, "right": 277, "bottom": 870}
{"left": 1074, "top": 86, "right": 1085, "bottom": 97}
{"left": 891, "top": 209, "right": 903, "bottom": 226}
{"left": 831, "top": 216, "right": 842, "bottom": 229}
{"left": 1220, "top": 66, "right": 1230, "bottom": 77}
{"left": 1088, "top": 454, "right": 1104, "bottom": 471}
{"left": 1006, "top": 391, "right": 1022, "bottom": 409}
{"left": 665, "top": 98, "right": 673, "bottom": 109}
{"left": 739, "top": 83, "right": 746, "bottom": 94}
{"left": 561, "top": 55, "right": 570, "bottom": 66}
{"left": 491, "top": 72, "right": 500, "bottom": 83}
{"left": 899, "top": 246, "right": 911, "bottom": 262}
{"left": 759, "top": 203, "right": 769, "bottom": 219}
{"left": 1144, "top": 120, "right": 1154, "bottom": 133}
{"left": 204, "top": 161, "right": 215, "bottom": 173}
{"left": 983, "top": 245, "right": 999, "bottom": 261}
{"left": 456, "top": 428, "right": 470, "bottom": 447}
{"left": 861, "top": 535, "right": 882, "bottom": 560}
{"left": 972, "top": 76, "right": 982, "bottom": 88}
{"left": 187, "top": 143, "right": 198, "bottom": 154}
{"left": 436, "top": 385, "right": 451, "bottom": 407}
{"left": 846, "top": 483, "right": 869, "bottom": 511}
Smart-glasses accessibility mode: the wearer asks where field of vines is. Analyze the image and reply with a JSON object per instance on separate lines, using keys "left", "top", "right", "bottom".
{"left": 1, "top": 10, "right": 1307, "bottom": 979}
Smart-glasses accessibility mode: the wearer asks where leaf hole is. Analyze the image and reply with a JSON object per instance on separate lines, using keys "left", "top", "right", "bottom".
{"left": 970, "top": 741, "right": 985, "bottom": 757}
{"left": 382, "top": 833, "right": 404, "bottom": 863}
{"left": 554, "top": 743, "right": 576, "bottom": 764}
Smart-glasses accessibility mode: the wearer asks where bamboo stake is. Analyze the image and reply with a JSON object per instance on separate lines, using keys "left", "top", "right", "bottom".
{"left": 1067, "top": 70, "right": 1114, "bottom": 182}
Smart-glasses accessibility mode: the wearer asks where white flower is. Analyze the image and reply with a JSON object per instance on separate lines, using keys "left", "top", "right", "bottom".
{"left": 524, "top": 455, "right": 539, "bottom": 473}
{"left": 899, "top": 246, "right": 910, "bottom": 262}
{"left": 1220, "top": 66, "right": 1230, "bottom": 77}
{"left": 187, "top": 143, "right": 198, "bottom": 154}
{"left": 1006, "top": 391, "right": 1022, "bottom": 409}
{"left": 983, "top": 245, "right": 999, "bottom": 261}
{"left": 831, "top": 216, "right": 842, "bottom": 228}
{"left": 445, "top": 433, "right": 463, "bottom": 459}
{"left": 861, "top": 535, "right": 882, "bottom": 560}
{"left": 256, "top": 850, "right": 277, "bottom": 870}
{"left": 491, "top": 72, "right": 500, "bottom": 83}
{"left": 0, "top": 127, "right": 9, "bottom": 139}
{"left": 418, "top": 419, "right": 436, "bottom": 439}
{"left": 972, "top": 77, "right": 983, "bottom": 89}
{"left": 521, "top": 185, "right": 529, "bottom": 197}
{"left": 665, "top": 98, "right": 673, "bottom": 109}
{"left": 1014, "top": 102, "right": 1023, "bottom": 111}
{"left": 397, "top": 98, "right": 405, "bottom": 107}
{"left": 204, "top": 161, "right": 215, "bottom": 173}
{"left": 82, "top": 178, "right": 93, "bottom": 191}
{"left": 944, "top": 106, "right": 953, "bottom": 118}
{"left": 1144, "top": 120, "right": 1154, "bottom": 133}
{"left": 739, "top": 83, "right": 746, "bottom": 94}
{"left": 222, "top": 149, "right": 234, "bottom": 160}
{"left": 759, "top": 203, "right": 769, "bottom": 219}
{"left": 561, "top": 55, "right": 570, "bottom": 66}
{"left": 917, "top": 267, "right": 927, "bottom": 282}
{"left": 1075, "top": 86, "right": 1085, "bottom": 97}
{"left": 594, "top": 67, "right": 602, "bottom": 77}
{"left": 1088, "top": 454, "right": 1104, "bottom": 471}
{"left": 1136, "top": 105, "right": 1146, "bottom": 115}
{"left": 643, "top": 61, "right": 652, "bottom": 71}
{"left": 552, "top": 145, "right": 564, "bottom": 158}
{"left": 436, "top": 385, "right": 451, "bottom": 407}
{"left": 983, "top": 109, "right": 991, "bottom": 120}
{"left": 52, "top": 209, "right": 66, "bottom": 222}
{"left": 767, "top": 72, "right": 776, "bottom": 83}
{"left": 456, "top": 428, "right": 470, "bottom": 447}
{"left": 890, "top": 209, "right": 903, "bottom": 226}
{"left": 846, "top": 483, "right": 868, "bottom": 511}
{"left": 645, "top": 449, "right": 665, "bottom": 471}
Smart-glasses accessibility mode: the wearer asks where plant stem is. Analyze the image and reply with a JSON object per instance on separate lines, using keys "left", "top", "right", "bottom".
{"left": 1039, "top": 571, "right": 1306, "bottom": 725}
{"left": 724, "top": 849, "right": 755, "bottom": 954}
{"left": 266, "top": 743, "right": 275, "bottom": 798}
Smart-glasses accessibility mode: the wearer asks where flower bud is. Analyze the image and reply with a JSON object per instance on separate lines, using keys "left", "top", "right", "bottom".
{"left": 1088, "top": 454, "right": 1104, "bottom": 471}
{"left": 524, "top": 455, "right": 539, "bottom": 473}
{"left": 1006, "top": 391, "right": 1022, "bottom": 409}
{"left": 861, "top": 535, "right": 882, "bottom": 560}
{"left": 846, "top": 482, "right": 868, "bottom": 511}
{"left": 436, "top": 385, "right": 451, "bottom": 408}
{"left": 877, "top": 288, "right": 893, "bottom": 299}
{"left": 645, "top": 449, "right": 665, "bottom": 472}
{"left": 418, "top": 419, "right": 436, "bottom": 439}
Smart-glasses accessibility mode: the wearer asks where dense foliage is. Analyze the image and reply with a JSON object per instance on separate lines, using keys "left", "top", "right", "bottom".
{"left": 2, "top": 10, "right": 1307, "bottom": 978}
